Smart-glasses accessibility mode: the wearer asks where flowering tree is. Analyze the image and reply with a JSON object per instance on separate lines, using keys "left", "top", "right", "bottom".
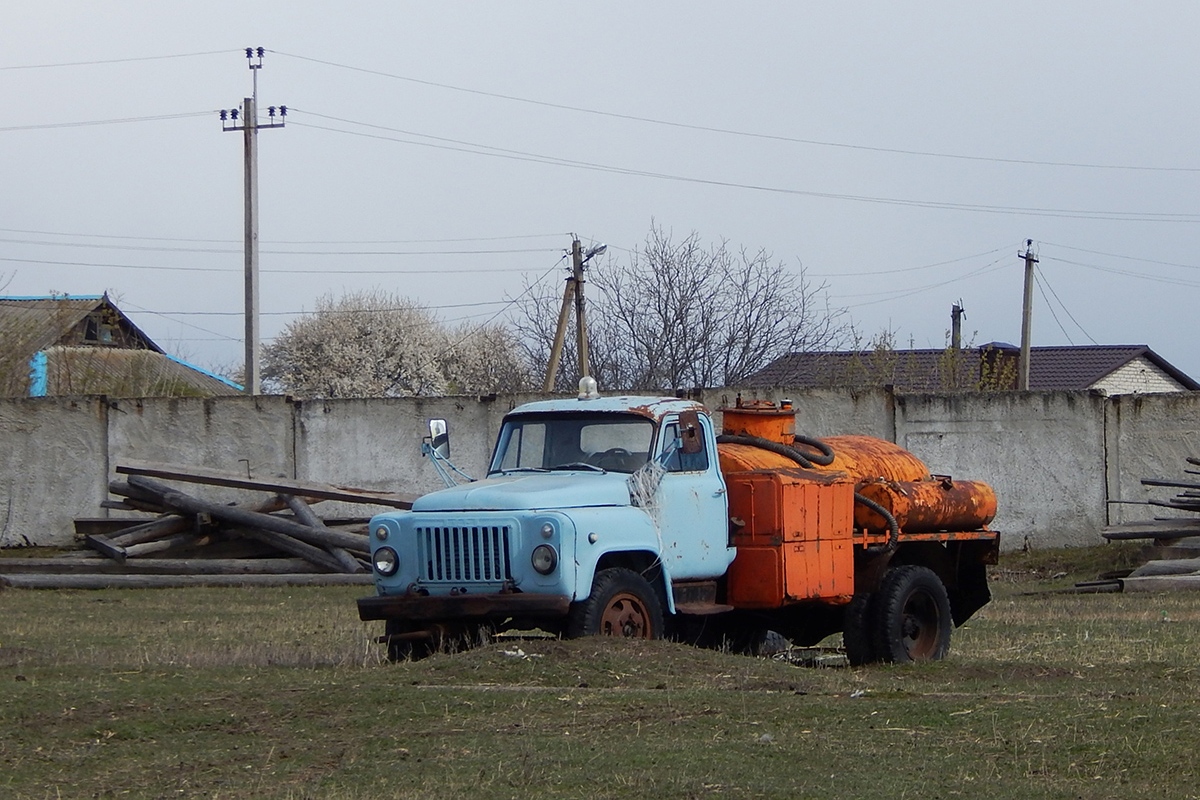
{"left": 263, "top": 290, "right": 532, "bottom": 397}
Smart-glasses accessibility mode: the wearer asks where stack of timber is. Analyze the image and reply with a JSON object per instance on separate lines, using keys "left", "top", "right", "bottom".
{"left": 1078, "top": 456, "right": 1200, "bottom": 593}
{"left": 0, "top": 462, "right": 417, "bottom": 590}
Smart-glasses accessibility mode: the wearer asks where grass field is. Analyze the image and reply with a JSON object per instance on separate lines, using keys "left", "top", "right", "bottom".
{"left": 3, "top": 544, "right": 1198, "bottom": 799}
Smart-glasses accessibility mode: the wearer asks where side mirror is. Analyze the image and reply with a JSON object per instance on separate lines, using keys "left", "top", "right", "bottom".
{"left": 428, "top": 419, "right": 450, "bottom": 459}
{"left": 678, "top": 409, "right": 703, "bottom": 454}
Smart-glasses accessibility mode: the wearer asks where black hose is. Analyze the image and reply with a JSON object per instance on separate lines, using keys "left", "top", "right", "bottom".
{"left": 792, "top": 434, "right": 835, "bottom": 466}
{"left": 853, "top": 492, "right": 900, "bottom": 553}
{"left": 716, "top": 434, "right": 814, "bottom": 468}
{"left": 719, "top": 429, "right": 897, "bottom": 553}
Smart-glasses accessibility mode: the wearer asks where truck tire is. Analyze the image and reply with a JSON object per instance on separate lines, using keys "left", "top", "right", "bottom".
{"left": 567, "top": 568, "right": 664, "bottom": 640}
{"left": 872, "top": 565, "right": 952, "bottom": 663}
{"left": 842, "top": 593, "right": 877, "bottom": 666}
{"left": 385, "top": 620, "right": 433, "bottom": 663}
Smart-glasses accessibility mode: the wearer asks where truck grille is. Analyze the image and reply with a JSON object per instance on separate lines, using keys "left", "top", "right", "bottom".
{"left": 416, "top": 525, "right": 512, "bottom": 583}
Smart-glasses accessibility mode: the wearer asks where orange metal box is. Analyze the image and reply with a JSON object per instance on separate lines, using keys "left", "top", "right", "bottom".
{"left": 725, "top": 473, "right": 855, "bottom": 606}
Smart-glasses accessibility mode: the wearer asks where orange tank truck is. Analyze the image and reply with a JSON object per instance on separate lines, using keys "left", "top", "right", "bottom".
{"left": 706, "top": 398, "right": 999, "bottom": 664}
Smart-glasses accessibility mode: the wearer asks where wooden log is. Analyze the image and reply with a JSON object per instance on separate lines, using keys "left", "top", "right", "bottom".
{"left": 1120, "top": 575, "right": 1200, "bottom": 592}
{"left": 85, "top": 534, "right": 127, "bottom": 561}
{"left": 126, "top": 475, "right": 370, "bottom": 554}
{"left": 1129, "top": 559, "right": 1200, "bottom": 577}
{"left": 283, "top": 495, "right": 365, "bottom": 573}
{"left": 117, "top": 461, "right": 416, "bottom": 508}
{"left": 108, "top": 515, "right": 194, "bottom": 547}
{"left": 74, "top": 517, "right": 157, "bottom": 537}
{"left": 0, "top": 558, "right": 321, "bottom": 575}
{"left": 124, "top": 533, "right": 216, "bottom": 558}
{"left": 0, "top": 573, "right": 374, "bottom": 590}
{"left": 1102, "top": 519, "right": 1200, "bottom": 540}
{"left": 102, "top": 497, "right": 167, "bottom": 514}
{"left": 1142, "top": 543, "right": 1200, "bottom": 561}
{"left": 236, "top": 529, "right": 346, "bottom": 573}
{"left": 1142, "top": 477, "right": 1200, "bottom": 490}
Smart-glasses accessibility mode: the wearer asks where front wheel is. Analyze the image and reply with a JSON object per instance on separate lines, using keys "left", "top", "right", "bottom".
{"left": 872, "top": 565, "right": 952, "bottom": 663}
{"left": 567, "top": 568, "right": 664, "bottom": 639}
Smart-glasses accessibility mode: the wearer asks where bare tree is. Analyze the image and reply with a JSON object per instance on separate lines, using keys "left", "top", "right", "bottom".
{"left": 514, "top": 225, "right": 848, "bottom": 392}
{"left": 263, "top": 290, "right": 532, "bottom": 397}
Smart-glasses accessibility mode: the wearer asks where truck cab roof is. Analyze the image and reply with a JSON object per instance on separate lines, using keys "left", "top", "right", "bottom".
{"left": 506, "top": 395, "right": 706, "bottom": 422}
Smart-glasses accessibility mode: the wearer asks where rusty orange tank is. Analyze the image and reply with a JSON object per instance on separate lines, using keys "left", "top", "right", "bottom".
{"left": 815, "top": 435, "right": 929, "bottom": 483}
{"left": 719, "top": 398, "right": 796, "bottom": 444}
{"left": 855, "top": 479, "right": 998, "bottom": 533}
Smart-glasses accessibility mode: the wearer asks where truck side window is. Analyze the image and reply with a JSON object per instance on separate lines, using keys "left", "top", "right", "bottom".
{"left": 499, "top": 423, "right": 547, "bottom": 470}
{"left": 661, "top": 422, "right": 709, "bottom": 473}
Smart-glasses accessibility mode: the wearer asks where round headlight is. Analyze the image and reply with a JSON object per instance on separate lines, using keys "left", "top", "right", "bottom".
{"left": 374, "top": 526, "right": 389, "bottom": 542}
{"left": 373, "top": 546, "right": 399, "bottom": 576}
{"left": 539, "top": 522, "right": 554, "bottom": 539}
{"left": 531, "top": 544, "right": 558, "bottom": 575}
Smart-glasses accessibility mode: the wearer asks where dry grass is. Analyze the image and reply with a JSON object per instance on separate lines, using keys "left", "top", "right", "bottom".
{"left": 3, "top": 546, "right": 1200, "bottom": 799}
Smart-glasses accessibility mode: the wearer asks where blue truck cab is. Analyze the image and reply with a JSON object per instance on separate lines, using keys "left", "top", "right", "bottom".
{"left": 356, "top": 393, "right": 735, "bottom": 656}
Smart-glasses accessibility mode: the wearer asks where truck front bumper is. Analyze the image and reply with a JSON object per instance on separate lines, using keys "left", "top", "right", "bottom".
{"left": 357, "top": 591, "right": 572, "bottom": 623}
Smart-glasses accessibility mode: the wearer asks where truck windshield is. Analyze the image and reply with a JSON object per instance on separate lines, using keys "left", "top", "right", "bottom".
{"left": 491, "top": 413, "right": 655, "bottom": 474}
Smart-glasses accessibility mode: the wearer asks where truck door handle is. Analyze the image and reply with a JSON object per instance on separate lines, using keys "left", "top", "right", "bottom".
{"left": 713, "top": 488, "right": 726, "bottom": 497}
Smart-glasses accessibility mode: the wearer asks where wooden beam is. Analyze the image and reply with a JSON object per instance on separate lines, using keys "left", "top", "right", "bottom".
{"left": 0, "top": 573, "right": 374, "bottom": 590}
{"left": 116, "top": 461, "right": 417, "bottom": 508}
{"left": 126, "top": 476, "right": 370, "bottom": 554}
{"left": 0, "top": 558, "right": 323, "bottom": 575}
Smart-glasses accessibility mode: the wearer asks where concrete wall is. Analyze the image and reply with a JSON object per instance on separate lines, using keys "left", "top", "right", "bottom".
{"left": 896, "top": 392, "right": 1108, "bottom": 548}
{"left": 3, "top": 389, "right": 1199, "bottom": 550}
{"left": 0, "top": 397, "right": 107, "bottom": 548}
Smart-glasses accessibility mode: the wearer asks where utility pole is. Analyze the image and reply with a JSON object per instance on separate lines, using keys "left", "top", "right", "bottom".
{"left": 1018, "top": 239, "right": 1038, "bottom": 391}
{"left": 543, "top": 237, "right": 606, "bottom": 392}
{"left": 220, "top": 47, "right": 285, "bottom": 395}
{"left": 951, "top": 302, "right": 965, "bottom": 350}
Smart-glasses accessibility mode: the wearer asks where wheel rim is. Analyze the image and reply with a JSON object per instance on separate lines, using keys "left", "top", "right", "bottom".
{"left": 899, "top": 588, "right": 942, "bottom": 660}
{"left": 599, "top": 591, "right": 653, "bottom": 638}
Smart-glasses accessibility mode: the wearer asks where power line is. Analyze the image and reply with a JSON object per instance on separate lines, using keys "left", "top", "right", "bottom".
{"left": 291, "top": 114, "right": 1200, "bottom": 223}
{"left": 1040, "top": 241, "right": 1200, "bottom": 271}
{"left": 139, "top": 299, "right": 514, "bottom": 317}
{"left": 0, "top": 112, "right": 214, "bottom": 133}
{"left": 808, "top": 244, "right": 1017, "bottom": 277}
{"left": 271, "top": 50, "right": 1200, "bottom": 174}
{"left": 0, "top": 225, "right": 569, "bottom": 246}
{"left": 1034, "top": 265, "right": 1098, "bottom": 345}
{"left": 0, "top": 255, "right": 559, "bottom": 275}
{"left": 1041, "top": 256, "right": 1200, "bottom": 289}
{"left": 1033, "top": 270, "right": 1074, "bottom": 345}
{"left": 0, "top": 49, "right": 236, "bottom": 71}
{"left": 0, "top": 235, "right": 562, "bottom": 256}
{"left": 834, "top": 256, "right": 1011, "bottom": 308}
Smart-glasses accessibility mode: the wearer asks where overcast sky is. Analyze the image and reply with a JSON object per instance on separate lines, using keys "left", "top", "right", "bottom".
{"left": 2, "top": 3, "right": 1198, "bottom": 383}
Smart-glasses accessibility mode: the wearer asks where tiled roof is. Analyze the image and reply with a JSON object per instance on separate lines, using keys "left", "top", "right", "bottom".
{"left": 743, "top": 345, "right": 1199, "bottom": 392}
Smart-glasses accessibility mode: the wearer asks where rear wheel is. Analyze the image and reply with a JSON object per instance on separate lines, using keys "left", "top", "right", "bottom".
{"left": 567, "top": 568, "right": 664, "bottom": 639}
{"left": 842, "top": 593, "right": 877, "bottom": 666}
{"left": 872, "top": 565, "right": 952, "bottom": 663}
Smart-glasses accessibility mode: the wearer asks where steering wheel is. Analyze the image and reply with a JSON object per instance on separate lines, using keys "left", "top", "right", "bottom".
{"left": 594, "top": 447, "right": 632, "bottom": 471}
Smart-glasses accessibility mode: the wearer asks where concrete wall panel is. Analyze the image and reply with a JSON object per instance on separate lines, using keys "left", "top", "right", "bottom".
{"left": 1106, "top": 393, "right": 1200, "bottom": 525}
{"left": 897, "top": 392, "right": 1108, "bottom": 548}
{"left": 0, "top": 397, "right": 107, "bottom": 547}
{"left": 107, "top": 396, "right": 296, "bottom": 510}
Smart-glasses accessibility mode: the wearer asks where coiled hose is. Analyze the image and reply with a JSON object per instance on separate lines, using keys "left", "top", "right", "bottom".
{"left": 716, "top": 432, "right": 899, "bottom": 553}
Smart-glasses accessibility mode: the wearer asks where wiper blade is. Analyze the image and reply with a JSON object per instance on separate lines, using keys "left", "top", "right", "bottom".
{"left": 548, "top": 462, "right": 606, "bottom": 473}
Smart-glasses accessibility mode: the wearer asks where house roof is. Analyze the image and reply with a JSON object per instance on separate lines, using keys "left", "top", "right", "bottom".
{"left": 0, "top": 294, "right": 241, "bottom": 397}
{"left": 743, "top": 345, "right": 1200, "bottom": 392}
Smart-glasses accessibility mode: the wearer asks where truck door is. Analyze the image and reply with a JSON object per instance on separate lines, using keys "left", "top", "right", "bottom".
{"left": 651, "top": 413, "right": 735, "bottom": 580}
